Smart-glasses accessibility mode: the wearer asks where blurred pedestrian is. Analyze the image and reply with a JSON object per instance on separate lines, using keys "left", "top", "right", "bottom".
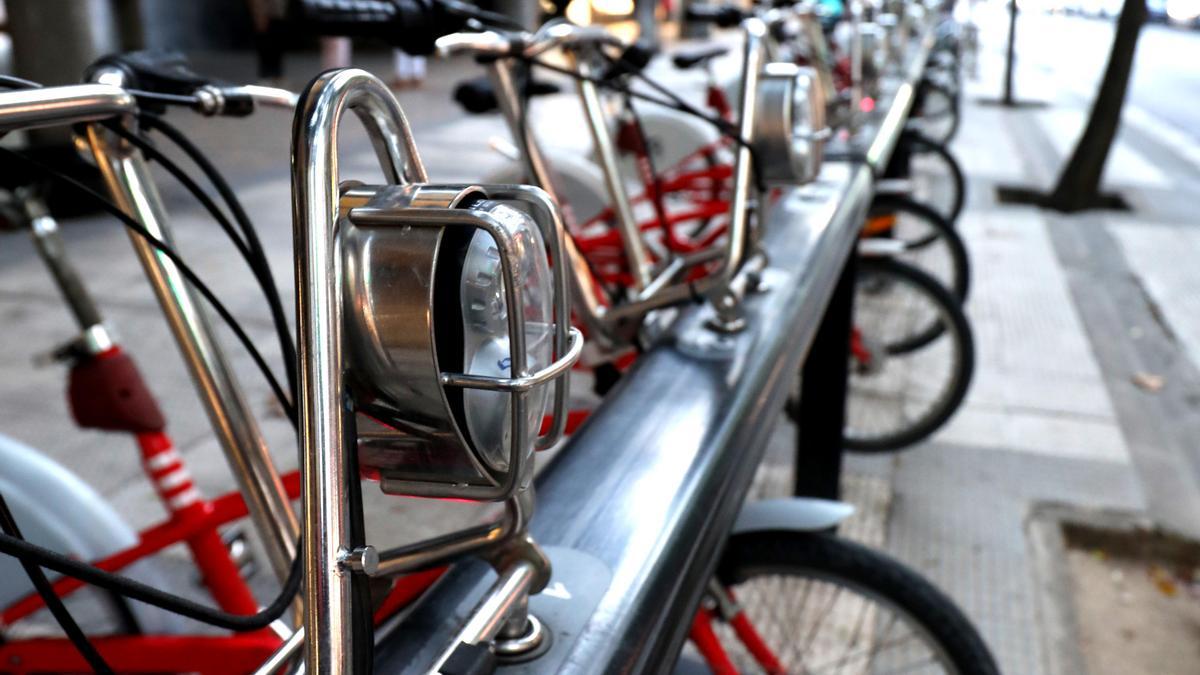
{"left": 246, "top": 0, "right": 287, "bottom": 84}
{"left": 320, "top": 36, "right": 353, "bottom": 70}
{"left": 392, "top": 51, "right": 426, "bottom": 89}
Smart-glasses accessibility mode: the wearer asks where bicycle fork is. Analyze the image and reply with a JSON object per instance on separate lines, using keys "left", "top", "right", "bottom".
{"left": 689, "top": 578, "right": 786, "bottom": 675}
{"left": 19, "top": 192, "right": 262, "bottom": 618}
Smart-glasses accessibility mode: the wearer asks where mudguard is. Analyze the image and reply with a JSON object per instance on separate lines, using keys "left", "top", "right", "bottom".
{"left": 615, "top": 106, "right": 722, "bottom": 180}
{"left": 0, "top": 433, "right": 183, "bottom": 632}
{"left": 484, "top": 153, "right": 609, "bottom": 225}
{"left": 732, "top": 497, "right": 855, "bottom": 534}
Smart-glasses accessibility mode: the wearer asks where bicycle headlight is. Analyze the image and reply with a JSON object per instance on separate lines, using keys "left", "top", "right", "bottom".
{"left": 341, "top": 183, "right": 580, "bottom": 500}
{"left": 753, "top": 63, "right": 828, "bottom": 184}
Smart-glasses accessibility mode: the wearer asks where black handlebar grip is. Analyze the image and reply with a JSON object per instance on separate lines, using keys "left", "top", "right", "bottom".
{"left": 290, "top": 0, "right": 465, "bottom": 56}
{"left": 684, "top": 3, "right": 747, "bottom": 28}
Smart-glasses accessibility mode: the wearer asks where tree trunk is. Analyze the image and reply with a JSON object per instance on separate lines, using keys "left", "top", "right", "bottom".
{"left": 1044, "top": 0, "right": 1147, "bottom": 212}
{"left": 1003, "top": 0, "right": 1017, "bottom": 105}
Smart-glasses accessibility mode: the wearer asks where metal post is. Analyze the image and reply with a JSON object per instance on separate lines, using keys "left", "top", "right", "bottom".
{"left": 23, "top": 197, "right": 104, "bottom": 331}
{"left": 793, "top": 254, "right": 858, "bottom": 499}
{"left": 82, "top": 118, "right": 300, "bottom": 581}
{"left": 573, "top": 55, "right": 654, "bottom": 292}
{"left": 292, "top": 68, "right": 426, "bottom": 675}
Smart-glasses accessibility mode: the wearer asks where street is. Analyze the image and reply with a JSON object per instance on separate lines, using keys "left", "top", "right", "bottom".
{"left": 975, "top": 4, "right": 1200, "bottom": 144}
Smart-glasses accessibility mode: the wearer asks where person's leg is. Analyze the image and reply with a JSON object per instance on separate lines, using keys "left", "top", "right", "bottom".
{"left": 247, "top": 0, "right": 285, "bottom": 80}
{"left": 392, "top": 50, "right": 412, "bottom": 88}
{"left": 320, "top": 37, "right": 352, "bottom": 70}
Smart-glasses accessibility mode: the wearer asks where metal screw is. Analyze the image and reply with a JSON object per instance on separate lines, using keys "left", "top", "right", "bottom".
{"left": 338, "top": 545, "right": 379, "bottom": 575}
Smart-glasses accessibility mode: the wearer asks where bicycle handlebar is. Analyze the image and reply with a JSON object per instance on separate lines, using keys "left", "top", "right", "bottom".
{"left": 685, "top": 3, "right": 750, "bottom": 28}
{"left": 0, "top": 84, "right": 135, "bottom": 132}
{"left": 436, "top": 21, "right": 626, "bottom": 59}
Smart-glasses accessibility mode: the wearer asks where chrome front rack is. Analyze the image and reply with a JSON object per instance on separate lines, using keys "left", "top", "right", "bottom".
{"left": 292, "top": 67, "right": 578, "bottom": 673}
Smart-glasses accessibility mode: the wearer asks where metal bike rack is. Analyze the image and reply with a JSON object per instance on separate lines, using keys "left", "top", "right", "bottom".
{"left": 375, "top": 161, "right": 872, "bottom": 672}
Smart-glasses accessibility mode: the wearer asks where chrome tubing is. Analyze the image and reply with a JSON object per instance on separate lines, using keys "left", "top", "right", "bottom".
{"left": 484, "top": 58, "right": 616, "bottom": 348}
{"left": 849, "top": 0, "right": 865, "bottom": 127}
{"left": 429, "top": 560, "right": 539, "bottom": 672}
{"left": 374, "top": 496, "right": 527, "bottom": 577}
{"left": 460, "top": 21, "right": 764, "bottom": 335}
{"left": 292, "top": 67, "right": 426, "bottom": 675}
{"left": 587, "top": 17, "right": 765, "bottom": 322}
{"left": 84, "top": 68, "right": 300, "bottom": 585}
{"left": 573, "top": 54, "right": 654, "bottom": 293}
{"left": 0, "top": 83, "right": 134, "bottom": 132}
{"left": 863, "top": 22, "right": 936, "bottom": 171}
{"left": 252, "top": 627, "right": 305, "bottom": 675}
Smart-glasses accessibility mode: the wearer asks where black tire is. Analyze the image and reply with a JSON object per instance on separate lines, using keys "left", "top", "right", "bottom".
{"left": 713, "top": 531, "right": 1000, "bottom": 675}
{"left": 867, "top": 194, "right": 970, "bottom": 304}
{"left": 903, "top": 131, "right": 967, "bottom": 226}
{"left": 845, "top": 258, "right": 974, "bottom": 451}
{"left": 910, "top": 80, "right": 959, "bottom": 145}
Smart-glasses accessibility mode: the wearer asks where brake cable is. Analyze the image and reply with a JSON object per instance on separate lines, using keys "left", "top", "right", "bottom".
{"left": 0, "top": 495, "right": 115, "bottom": 674}
{"left": 0, "top": 145, "right": 297, "bottom": 425}
{"left": 0, "top": 525, "right": 302, "bottom": 631}
{"left": 523, "top": 52, "right": 768, "bottom": 193}
{"left": 109, "top": 114, "right": 300, "bottom": 408}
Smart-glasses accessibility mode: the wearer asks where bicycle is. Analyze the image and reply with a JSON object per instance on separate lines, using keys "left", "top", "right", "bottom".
{"left": 844, "top": 254, "right": 975, "bottom": 451}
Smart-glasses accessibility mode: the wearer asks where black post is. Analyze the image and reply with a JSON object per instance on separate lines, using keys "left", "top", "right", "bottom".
{"left": 793, "top": 255, "right": 858, "bottom": 499}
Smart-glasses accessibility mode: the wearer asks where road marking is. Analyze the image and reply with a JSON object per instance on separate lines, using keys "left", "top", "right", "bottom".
{"left": 1122, "top": 104, "right": 1200, "bottom": 176}
{"left": 1037, "top": 108, "right": 1173, "bottom": 189}
{"left": 1110, "top": 222, "right": 1200, "bottom": 374}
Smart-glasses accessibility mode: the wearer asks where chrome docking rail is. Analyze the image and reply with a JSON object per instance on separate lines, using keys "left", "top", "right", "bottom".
{"left": 374, "top": 162, "right": 873, "bottom": 673}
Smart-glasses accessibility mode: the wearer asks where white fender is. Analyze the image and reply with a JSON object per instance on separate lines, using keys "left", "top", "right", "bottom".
{"left": 615, "top": 106, "right": 722, "bottom": 182}
{"left": 733, "top": 497, "right": 855, "bottom": 534}
{"left": 0, "top": 433, "right": 183, "bottom": 632}
{"left": 484, "top": 153, "right": 610, "bottom": 225}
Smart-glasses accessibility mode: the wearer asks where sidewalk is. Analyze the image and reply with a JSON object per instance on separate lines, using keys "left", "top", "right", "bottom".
{"left": 843, "top": 12, "right": 1200, "bottom": 674}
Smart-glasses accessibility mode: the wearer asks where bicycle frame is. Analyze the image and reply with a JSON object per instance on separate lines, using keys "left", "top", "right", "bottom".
{"left": 440, "top": 18, "right": 766, "bottom": 338}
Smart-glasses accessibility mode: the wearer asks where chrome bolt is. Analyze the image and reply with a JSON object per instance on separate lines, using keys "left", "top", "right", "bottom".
{"left": 338, "top": 545, "right": 379, "bottom": 575}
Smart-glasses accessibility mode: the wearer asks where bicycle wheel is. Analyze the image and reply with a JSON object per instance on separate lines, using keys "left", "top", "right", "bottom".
{"left": 706, "top": 531, "right": 1000, "bottom": 674}
{"left": 909, "top": 80, "right": 959, "bottom": 146}
{"left": 844, "top": 258, "right": 974, "bottom": 452}
{"left": 903, "top": 131, "right": 966, "bottom": 226}
{"left": 866, "top": 195, "right": 970, "bottom": 303}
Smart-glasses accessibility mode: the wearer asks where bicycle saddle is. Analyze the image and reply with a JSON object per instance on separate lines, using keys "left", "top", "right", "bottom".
{"left": 451, "top": 76, "right": 560, "bottom": 115}
{"left": 671, "top": 45, "right": 729, "bottom": 70}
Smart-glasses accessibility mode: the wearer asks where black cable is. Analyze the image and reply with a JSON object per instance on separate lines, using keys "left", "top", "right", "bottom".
{"left": 0, "top": 145, "right": 297, "bottom": 424}
{"left": 439, "top": 0, "right": 526, "bottom": 31}
{"left": 0, "top": 496, "right": 115, "bottom": 674}
{"left": 126, "top": 89, "right": 201, "bottom": 108}
{"left": 137, "top": 113, "right": 297, "bottom": 402}
{"left": 0, "top": 74, "right": 45, "bottom": 90}
{"left": 526, "top": 54, "right": 767, "bottom": 192}
{"left": 101, "top": 123, "right": 252, "bottom": 258}
{"left": 0, "top": 529, "right": 301, "bottom": 631}
{"left": 110, "top": 115, "right": 299, "bottom": 406}
{"left": 0, "top": 73, "right": 296, "bottom": 411}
